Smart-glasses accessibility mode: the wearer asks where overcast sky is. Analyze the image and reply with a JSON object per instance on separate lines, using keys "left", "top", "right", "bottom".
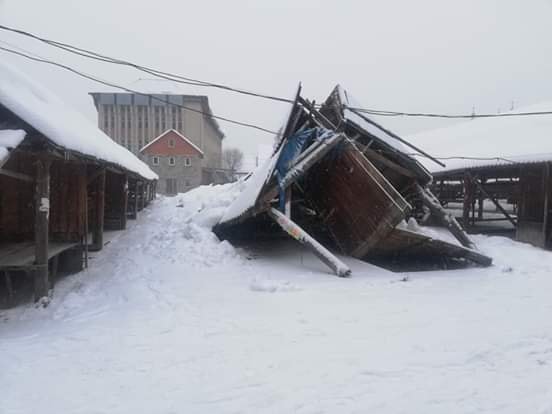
{"left": 1, "top": 0, "right": 552, "bottom": 169}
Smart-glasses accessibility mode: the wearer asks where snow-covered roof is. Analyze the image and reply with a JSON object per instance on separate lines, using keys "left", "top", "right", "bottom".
{"left": 0, "top": 62, "right": 157, "bottom": 179}
{"left": 220, "top": 145, "right": 283, "bottom": 223}
{"left": 140, "top": 129, "right": 204, "bottom": 155}
{"left": 408, "top": 102, "right": 552, "bottom": 174}
{"left": 0, "top": 129, "right": 26, "bottom": 167}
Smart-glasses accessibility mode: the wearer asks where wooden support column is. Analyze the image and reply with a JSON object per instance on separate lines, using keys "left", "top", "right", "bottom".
{"left": 34, "top": 158, "right": 51, "bottom": 301}
{"left": 463, "top": 173, "right": 473, "bottom": 229}
{"left": 138, "top": 181, "right": 145, "bottom": 211}
{"left": 130, "top": 180, "right": 138, "bottom": 219}
{"left": 284, "top": 187, "right": 292, "bottom": 217}
{"left": 543, "top": 162, "right": 550, "bottom": 248}
{"left": 91, "top": 169, "right": 106, "bottom": 251}
{"left": 121, "top": 174, "right": 128, "bottom": 230}
{"left": 268, "top": 207, "right": 351, "bottom": 277}
{"left": 3, "top": 271, "right": 14, "bottom": 306}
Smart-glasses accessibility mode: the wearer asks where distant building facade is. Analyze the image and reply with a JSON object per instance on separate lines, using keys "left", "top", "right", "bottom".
{"left": 140, "top": 129, "right": 204, "bottom": 195}
{"left": 90, "top": 91, "right": 225, "bottom": 193}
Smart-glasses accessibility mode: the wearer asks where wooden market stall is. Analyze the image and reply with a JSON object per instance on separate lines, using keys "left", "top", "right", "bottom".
{"left": 0, "top": 61, "right": 157, "bottom": 306}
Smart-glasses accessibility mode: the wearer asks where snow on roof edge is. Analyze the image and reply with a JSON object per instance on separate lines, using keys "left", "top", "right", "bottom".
{"left": 140, "top": 129, "right": 204, "bottom": 155}
{"left": 0, "top": 129, "right": 26, "bottom": 167}
{"left": 0, "top": 61, "right": 157, "bottom": 180}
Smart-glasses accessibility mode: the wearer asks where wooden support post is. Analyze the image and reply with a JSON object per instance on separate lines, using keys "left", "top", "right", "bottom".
{"left": 463, "top": 173, "right": 473, "bottom": 229}
{"left": 543, "top": 162, "right": 550, "bottom": 247}
{"left": 121, "top": 175, "right": 128, "bottom": 230}
{"left": 268, "top": 207, "right": 351, "bottom": 277}
{"left": 83, "top": 166, "right": 89, "bottom": 268}
{"left": 284, "top": 187, "right": 292, "bottom": 217}
{"left": 3, "top": 271, "right": 14, "bottom": 306}
{"left": 131, "top": 181, "right": 138, "bottom": 219}
{"left": 34, "top": 158, "right": 51, "bottom": 301}
{"left": 138, "top": 181, "right": 145, "bottom": 211}
{"left": 92, "top": 169, "right": 105, "bottom": 251}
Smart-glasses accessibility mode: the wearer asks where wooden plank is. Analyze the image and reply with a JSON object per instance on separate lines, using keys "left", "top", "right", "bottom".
{"left": 303, "top": 145, "right": 411, "bottom": 259}
{"left": 0, "top": 168, "right": 34, "bottom": 183}
{"left": 367, "top": 227, "right": 493, "bottom": 267}
{"left": 33, "top": 158, "right": 51, "bottom": 301}
{"left": 0, "top": 241, "right": 80, "bottom": 269}
{"left": 268, "top": 207, "right": 351, "bottom": 277}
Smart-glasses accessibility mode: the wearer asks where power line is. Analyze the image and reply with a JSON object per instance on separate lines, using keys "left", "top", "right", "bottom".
{"left": 349, "top": 106, "right": 552, "bottom": 119}
{"left": 0, "top": 45, "right": 278, "bottom": 135}
{"left": 410, "top": 154, "right": 517, "bottom": 164}
{"left": 0, "top": 24, "right": 295, "bottom": 105}
{"left": 3, "top": 24, "right": 552, "bottom": 121}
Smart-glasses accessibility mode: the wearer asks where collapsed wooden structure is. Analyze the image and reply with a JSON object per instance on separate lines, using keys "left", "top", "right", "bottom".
{"left": 215, "top": 86, "right": 492, "bottom": 276}
{"left": 0, "top": 61, "right": 157, "bottom": 306}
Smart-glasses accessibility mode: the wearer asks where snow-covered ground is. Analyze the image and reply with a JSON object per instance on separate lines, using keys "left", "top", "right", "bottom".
{"left": 2, "top": 184, "right": 552, "bottom": 413}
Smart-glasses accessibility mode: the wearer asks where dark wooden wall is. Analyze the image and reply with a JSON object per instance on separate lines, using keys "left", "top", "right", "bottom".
{"left": 0, "top": 153, "right": 35, "bottom": 242}
{"left": 49, "top": 161, "right": 87, "bottom": 242}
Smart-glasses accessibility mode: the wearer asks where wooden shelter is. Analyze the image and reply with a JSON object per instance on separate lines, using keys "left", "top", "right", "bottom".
{"left": 215, "top": 86, "right": 491, "bottom": 276}
{"left": 0, "top": 61, "right": 157, "bottom": 306}
{"left": 430, "top": 160, "right": 552, "bottom": 249}
{"left": 408, "top": 101, "right": 552, "bottom": 250}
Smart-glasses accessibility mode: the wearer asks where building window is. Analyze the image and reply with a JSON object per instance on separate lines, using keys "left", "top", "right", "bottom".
{"left": 168, "top": 156, "right": 176, "bottom": 166}
{"left": 152, "top": 156, "right": 159, "bottom": 165}
{"left": 168, "top": 138, "right": 175, "bottom": 148}
{"left": 184, "top": 157, "right": 191, "bottom": 167}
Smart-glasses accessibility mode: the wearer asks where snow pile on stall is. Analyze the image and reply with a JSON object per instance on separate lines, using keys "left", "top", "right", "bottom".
{"left": 397, "top": 217, "right": 462, "bottom": 246}
{"left": 409, "top": 101, "right": 552, "bottom": 173}
{"left": 2, "top": 184, "right": 552, "bottom": 413}
{"left": 0, "top": 62, "right": 157, "bottom": 180}
{"left": 0, "top": 129, "right": 26, "bottom": 165}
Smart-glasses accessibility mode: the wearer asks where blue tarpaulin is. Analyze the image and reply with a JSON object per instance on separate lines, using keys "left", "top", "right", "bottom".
{"left": 274, "top": 128, "right": 330, "bottom": 211}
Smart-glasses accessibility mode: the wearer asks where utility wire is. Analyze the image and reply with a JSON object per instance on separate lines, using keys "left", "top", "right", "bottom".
{"left": 410, "top": 154, "right": 517, "bottom": 164}
{"left": 0, "top": 45, "right": 279, "bottom": 135}
{"left": 349, "top": 107, "right": 552, "bottom": 119}
{"left": 3, "top": 24, "right": 552, "bottom": 120}
{"left": 0, "top": 24, "right": 295, "bottom": 104}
